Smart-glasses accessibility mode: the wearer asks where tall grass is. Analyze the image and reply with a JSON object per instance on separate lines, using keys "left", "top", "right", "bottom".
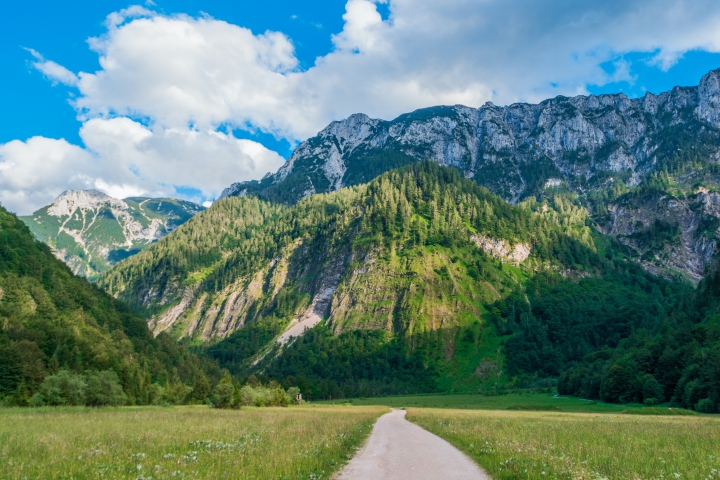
{"left": 0, "top": 405, "right": 385, "bottom": 479}
{"left": 410, "top": 408, "right": 720, "bottom": 479}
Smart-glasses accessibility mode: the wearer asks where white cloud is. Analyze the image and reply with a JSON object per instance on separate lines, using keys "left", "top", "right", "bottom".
{"left": 61, "top": 0, "right": 720, "bottom": 141}
{"left": 0, "top": 120, "right": 284, "bottom": 214}
{"left": 0, "top": 137, "right": 97, "bottom": 213}
{"left": 25, "top": 48, "right": 78, "bottom": 86}
{"left": 7, "top": 0, "right": 720, "bottom": 214}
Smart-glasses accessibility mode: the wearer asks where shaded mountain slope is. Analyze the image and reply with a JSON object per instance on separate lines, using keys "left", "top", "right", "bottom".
{"left": 0, "top": 204, "right": 219, "bottom": 405}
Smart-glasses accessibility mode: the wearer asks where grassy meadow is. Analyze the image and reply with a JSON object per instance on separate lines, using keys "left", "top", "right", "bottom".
{"left": 2, "top": 394, "right": 718, "bottom": 479}
{"left": 0, "top": 405, "right": 385, "bottom": 479}
{"left": 409, "top": 407, "right": 720, "bottom": 480}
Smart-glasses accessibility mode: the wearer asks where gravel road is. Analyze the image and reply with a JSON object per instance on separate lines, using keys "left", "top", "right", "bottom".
{"left": 337, "top": 409, "right": 490, "bottom": 480}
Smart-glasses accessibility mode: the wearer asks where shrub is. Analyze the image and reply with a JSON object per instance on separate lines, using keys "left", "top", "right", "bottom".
{"left": 208, "top": 378, "right": 236, "bottom": 409}
{"left": 287, "top": 386, "right": 301, "bottom": 404}
{"left": 642, "top": 374, "right": 664, "bottom": 405}
{"left": 239, "top": 385, "right": 257, "bottom": 406}
{"left": 85, "top": 370, "right": 127, "bottom": 407}
{"left": 695, "top": 398, "right": 717, "bottom": 413}
{"left": 30, "top": 370, "right": 87, "bottom": 406}
{"left": 164, "top": 383, "right": 194, "bottom": 405}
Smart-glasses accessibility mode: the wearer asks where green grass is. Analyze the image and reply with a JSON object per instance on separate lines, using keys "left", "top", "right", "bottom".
{"left": 321, "top": 393, "right": 661, "bottom": 413}
{"left": 409, "top": 408, "right": 720, "bottom": 479}
{"left": 0, "top": 405, "right": 385, "bottom": 479}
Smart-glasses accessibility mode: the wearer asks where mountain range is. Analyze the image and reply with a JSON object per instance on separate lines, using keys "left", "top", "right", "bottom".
{"left": 4, "top": 69, "right": 720, "bottom": 412}
{"left": 222, "top": 69, "right": 720, "bottom": 282}
{"left": 20, "top": 190, "right": 203, "bottom": 279}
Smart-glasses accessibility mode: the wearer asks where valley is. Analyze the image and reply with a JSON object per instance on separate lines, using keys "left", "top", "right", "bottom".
{"left": 5, "top": 2, "right": 720, "bottom": 478}
{"left": 1, "top": 398, "right": 717, "bottom": 479}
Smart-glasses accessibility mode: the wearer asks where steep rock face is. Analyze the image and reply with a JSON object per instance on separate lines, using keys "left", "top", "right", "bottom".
{"left": 223, "top": 70, "right": 720, "bottom": 204}
{"left": 20, "top": 190, "right": 203, "bottom": 278}
{"left": 601, "top": 191, "right": 720, "bottom": 282}
{"left": 221, "top": 69, "right": 720, "bottom": 280}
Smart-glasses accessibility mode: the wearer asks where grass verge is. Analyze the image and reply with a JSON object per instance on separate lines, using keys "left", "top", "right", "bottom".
{"left": 0, "top": 405, "right": 385, "bottom": 479}
{"left": 409, "top": 407, "right": 720, "bottom": 479}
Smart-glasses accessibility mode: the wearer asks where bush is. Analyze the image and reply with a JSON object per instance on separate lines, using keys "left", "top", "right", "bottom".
{"left": 164, "top": 382, "right": 194, "bottom": 405}
{"left": 85, "top": 370, "right": 127, "bottom": 407}
{"left": 30, "top": 370, "right": 87, "bottom": 406}
{"left": 235, "top": 382, "right": 297, "bottom": 407}
{"left": 30, "top": 369, "right": 131, "bottom": 407}
{"left": 239, "top": 385, "right": 257, "bottom": 406}
{"left": 208, "top": 378, "right": 236, "bottom": 409}
{"left": 695, "top": 398, "right": 717, "bottom": 413}
{"left": 642, "top": 374, "right": 664, "bottom": 405}
{"left": 287, "top": 386, "right": 301, "bottom": 404}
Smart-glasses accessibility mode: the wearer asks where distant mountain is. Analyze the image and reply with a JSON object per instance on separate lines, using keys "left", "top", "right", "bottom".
{"left": 221, "top": 69, "right": 720, "bottom": 282}
{"left": 20, "top": 190, "right": 203, "bottom": 279}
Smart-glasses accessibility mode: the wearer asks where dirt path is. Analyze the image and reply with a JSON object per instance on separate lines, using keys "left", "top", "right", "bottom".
{"left": 337, "top": 409, "right": 490, "bottom": 480}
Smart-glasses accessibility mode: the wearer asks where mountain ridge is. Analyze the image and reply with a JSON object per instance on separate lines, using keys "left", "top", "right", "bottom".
{"left": 220, "top": 68, "right": 720, "bottom": 282}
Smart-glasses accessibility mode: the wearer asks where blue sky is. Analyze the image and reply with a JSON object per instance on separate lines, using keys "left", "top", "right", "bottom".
{"left": 0, "top": 0, "right": 350, "bottom": 156}
{"left": 589, "top": 50, "right": 720, "bottom": 98}
{"left": 2, "top": 0, "right": 720, "bottom": 214}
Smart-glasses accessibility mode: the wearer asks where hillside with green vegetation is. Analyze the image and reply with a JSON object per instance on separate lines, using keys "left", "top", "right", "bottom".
{"left": 100, "top": 161, "right": 604, "bottom": 342}
{"left": 97, "top": 162, "right": 720, "bottom": 411}
{"left": 0, "top": 204, "right": 220, "bottom": 406}
{"left": 20, "top": 190, "right": 203, "bottom": 279}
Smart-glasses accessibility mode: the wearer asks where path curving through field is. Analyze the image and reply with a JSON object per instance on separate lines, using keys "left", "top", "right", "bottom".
{"left": 337, "top": 409, "right": 490, "bottom": 480}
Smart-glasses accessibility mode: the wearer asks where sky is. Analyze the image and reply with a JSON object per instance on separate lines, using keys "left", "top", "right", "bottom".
{"left": 2, "top": 0, "right": 720, "bottom": 215}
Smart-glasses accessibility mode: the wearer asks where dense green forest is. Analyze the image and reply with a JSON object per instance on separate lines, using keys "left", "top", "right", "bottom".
{"left": 556, "top": 268, "right": 720, "bottom": 412}
{"left": 0, "top": 205, "right": 220, "bottom": 406}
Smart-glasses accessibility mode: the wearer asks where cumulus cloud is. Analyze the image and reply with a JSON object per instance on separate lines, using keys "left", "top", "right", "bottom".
{"left": 60, "top": 0, "right": 720, "bottom": 140}
{"left": 0, "top": 121, "right": 284, "bottom": 214}
{"left": 6, "top": 0, "right": 720, "bottom": 213}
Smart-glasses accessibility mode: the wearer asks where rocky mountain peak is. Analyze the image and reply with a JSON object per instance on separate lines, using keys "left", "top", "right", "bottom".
{"left": 697, "top": 68, "right": 720, "bottom": 127}
{"left": 22, "top": 192, "right": 203, "bottom": 279}
{"left": 217, "top": 68, "right": 720, "bottom": 281}
{"left": 47, "top": 189, "right": 128, "bottom": 217}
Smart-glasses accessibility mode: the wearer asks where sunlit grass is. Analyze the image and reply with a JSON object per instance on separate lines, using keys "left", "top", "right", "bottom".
{"left": 409, "top": 408, "right": 720, "bottom": 479}
{"left": 0, "top": 405, "right": 385, "bottom": 479}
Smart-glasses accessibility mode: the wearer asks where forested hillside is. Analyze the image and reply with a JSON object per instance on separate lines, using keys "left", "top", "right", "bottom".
{"left": 97, "top": 162, "right": 719, "bottom": 410}
{"left": 0, "top": 205, "right": 219, "bottom": 406}
{"left": 101, "top": 161, "right": 599, "bottom": 339}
